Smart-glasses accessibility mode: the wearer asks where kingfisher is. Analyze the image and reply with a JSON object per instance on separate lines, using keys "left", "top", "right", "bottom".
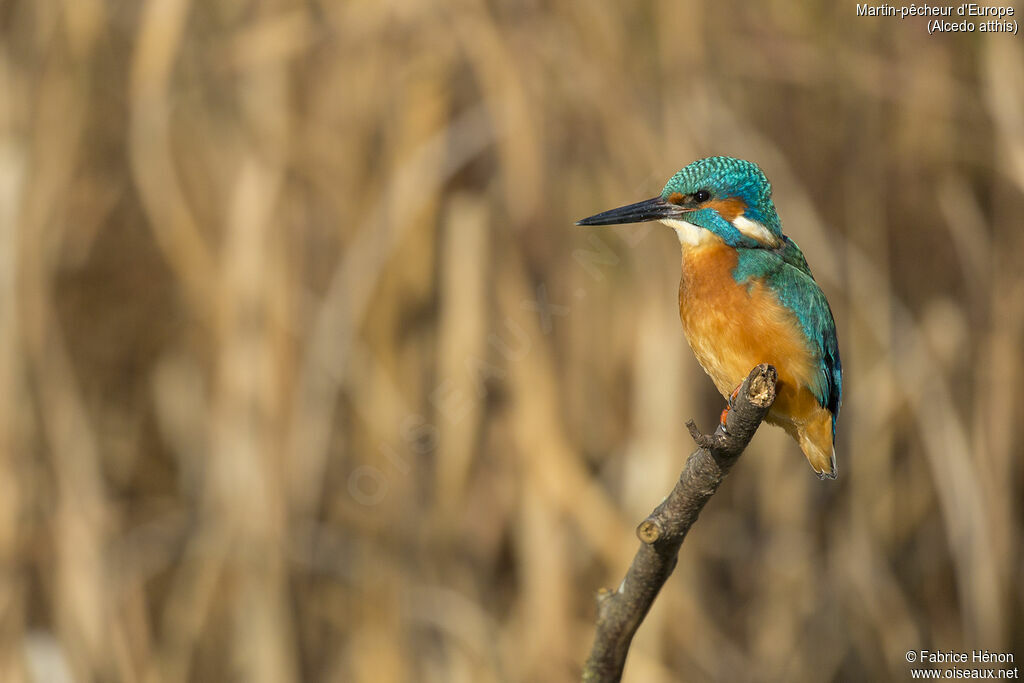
{"left": 577, "top": 156, "right": 842, "bottom": 479}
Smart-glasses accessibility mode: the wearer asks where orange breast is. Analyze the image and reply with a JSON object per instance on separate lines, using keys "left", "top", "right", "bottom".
{"left": 678, "top": 240, "right": 821, "bottom": 429}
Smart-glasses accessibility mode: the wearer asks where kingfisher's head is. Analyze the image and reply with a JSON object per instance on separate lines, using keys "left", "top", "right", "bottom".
{"left": 576, "top": 156, "right": 783, "bottom": 249}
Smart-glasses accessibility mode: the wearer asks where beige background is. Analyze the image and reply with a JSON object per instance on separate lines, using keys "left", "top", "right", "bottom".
{"left": 0, "top": 1, "right": 1022, "bottom": 681}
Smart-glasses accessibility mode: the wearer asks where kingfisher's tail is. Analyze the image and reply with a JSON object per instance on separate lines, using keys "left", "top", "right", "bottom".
{"left": 797, "top": 412, "right": 837, "bottom": 479}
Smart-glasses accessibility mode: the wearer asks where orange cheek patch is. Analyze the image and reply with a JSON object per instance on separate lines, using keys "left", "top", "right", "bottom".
{"left": 666, "top": 192, "right": 685, "bottom": 205}
{"left": 705, "top": 197, "right": 747, "bottom": 221}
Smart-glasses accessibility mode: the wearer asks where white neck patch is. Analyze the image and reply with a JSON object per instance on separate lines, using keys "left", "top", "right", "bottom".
{"left": 731, "top": 215, "right": 780, "bottom": 247}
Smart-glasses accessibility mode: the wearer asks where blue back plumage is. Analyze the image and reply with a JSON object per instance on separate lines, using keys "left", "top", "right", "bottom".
{"left": 734, "top": 240, "right": 842, "bottom": 437}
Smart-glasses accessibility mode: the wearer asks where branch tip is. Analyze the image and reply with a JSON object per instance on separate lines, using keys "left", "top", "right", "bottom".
{"left": 686, "top": 420, "right": 725, "bottom": 450}
{"left": 747, "top": 364, "right": 778, "bottom": 407}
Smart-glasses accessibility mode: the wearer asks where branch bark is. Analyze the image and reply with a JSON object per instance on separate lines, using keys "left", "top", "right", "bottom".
{"left": 582, "top": 364, "right": 778, "bottom": 682}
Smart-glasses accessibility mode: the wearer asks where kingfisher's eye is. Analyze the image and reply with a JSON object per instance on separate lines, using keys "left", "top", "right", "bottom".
{"left": 693, "top": 190, "right": 711, "bottom": 203}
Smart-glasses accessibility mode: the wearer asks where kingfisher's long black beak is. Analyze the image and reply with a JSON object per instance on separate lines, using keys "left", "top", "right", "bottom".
{"left": 576, "top": 196, "right": 687, "bottom": 226}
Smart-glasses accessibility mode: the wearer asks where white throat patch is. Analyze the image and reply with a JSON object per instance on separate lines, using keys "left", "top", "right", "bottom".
{"left": 659, "top": 218, "right": 715, "bottom": 247}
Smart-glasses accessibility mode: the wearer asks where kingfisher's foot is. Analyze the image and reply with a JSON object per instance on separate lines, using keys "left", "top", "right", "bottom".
{"left": 719, "top": 384, "right": 743, "bottom": 427}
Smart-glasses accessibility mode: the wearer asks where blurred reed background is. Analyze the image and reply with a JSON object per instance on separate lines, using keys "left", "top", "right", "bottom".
{"left": 0, "top": 1, "right": 1022, "bottom": 681}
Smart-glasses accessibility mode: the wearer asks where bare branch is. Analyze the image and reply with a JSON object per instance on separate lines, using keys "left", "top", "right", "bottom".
{"left": 582, "top": 364, "right": 778, "bottom": 682}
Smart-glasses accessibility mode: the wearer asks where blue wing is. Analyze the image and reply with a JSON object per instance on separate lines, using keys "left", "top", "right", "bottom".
{"left": 734, "top": 239, "right": 842, "bottom": 437}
